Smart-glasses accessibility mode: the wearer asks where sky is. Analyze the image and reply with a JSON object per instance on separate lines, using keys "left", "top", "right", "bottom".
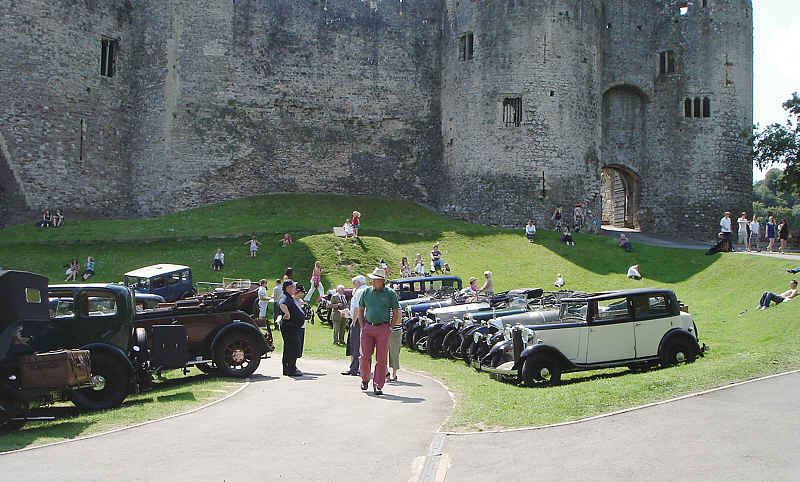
{"left": 753, "top": 0, "right": 800, "bottom": 181}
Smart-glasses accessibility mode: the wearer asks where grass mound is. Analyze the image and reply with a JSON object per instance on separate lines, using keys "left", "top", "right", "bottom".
{"left": 1, "top": 193, "right": 799, "bottom": 432}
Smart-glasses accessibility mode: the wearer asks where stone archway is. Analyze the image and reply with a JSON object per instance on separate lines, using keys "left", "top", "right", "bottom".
{"left": 601, "top": 165, "right": 640, "bottom": 229}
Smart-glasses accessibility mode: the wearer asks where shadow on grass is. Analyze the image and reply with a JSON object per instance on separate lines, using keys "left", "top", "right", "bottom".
{"left": 0, "top": 420, "right": 96, "bottom": 452}
{"left": 156, "top": 392, "right": 197, "bottom": 403}
{"left": 535, "top": 230, "right": 720, "bottom": 283}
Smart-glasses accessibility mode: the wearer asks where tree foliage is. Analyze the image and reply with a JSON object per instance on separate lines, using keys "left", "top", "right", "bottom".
{"left": 753, "top": 168, "right": 797, "bottom": 208}
{"left": 752, "top": 93, "right": 800, "bottom": 196}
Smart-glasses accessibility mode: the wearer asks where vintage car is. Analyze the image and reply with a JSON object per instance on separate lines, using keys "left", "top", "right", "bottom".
{"left": 124, "top": 264, "right": 197, "bottom": 303}
{"left": 479, "top": 288, "right": 704, "bottom": 386}
{"left": 27, "top": 281, "right": 272, "bottom": 410}
{"left": 1, "top": 271, "right": 99, "bottom": 430}
{"left": 388, "top": 275, "right": 462, "bottom": 301}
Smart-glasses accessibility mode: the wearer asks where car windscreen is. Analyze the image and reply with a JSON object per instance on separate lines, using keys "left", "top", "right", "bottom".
{"left": 560, "top": 302, "right": 587, "bottom": 322}
{"left": 126, "top": 276, "right": 149, "bottom": 290}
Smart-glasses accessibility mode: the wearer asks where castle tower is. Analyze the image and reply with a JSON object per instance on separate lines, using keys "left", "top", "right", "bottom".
{"left": 440, "top": 0, "right": 606, "bottom": 225}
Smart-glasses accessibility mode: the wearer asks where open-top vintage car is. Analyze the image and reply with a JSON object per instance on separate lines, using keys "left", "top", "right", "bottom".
{"left": 1, "top": 271, "right": 100, "bottom": 430}
{"left": 477, "top": 288, "right": 704, "bottom": 386}
{"left": 389, "top": 275, "right": 462, "bottom": 301}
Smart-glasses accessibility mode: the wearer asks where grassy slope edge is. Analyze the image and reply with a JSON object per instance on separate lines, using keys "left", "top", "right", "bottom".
{"left": 2, "top": 193, "right": 799, "bottom": 432}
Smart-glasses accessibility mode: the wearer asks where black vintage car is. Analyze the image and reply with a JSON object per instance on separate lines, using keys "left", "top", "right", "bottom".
{"left": 1, "top": 271, "right": 98, "bottom": 430}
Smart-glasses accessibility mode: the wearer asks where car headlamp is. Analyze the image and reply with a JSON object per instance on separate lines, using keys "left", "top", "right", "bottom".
{"left": 473, "top": 332, "right": 483, "bottom": 344}
{"left": 503, "top": 325, "right": 513, "bottom": 341}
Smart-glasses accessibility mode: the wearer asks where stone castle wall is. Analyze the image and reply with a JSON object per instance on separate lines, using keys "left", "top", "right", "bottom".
{"left": 0, "top": 0, "right": 753, "bottom": 238}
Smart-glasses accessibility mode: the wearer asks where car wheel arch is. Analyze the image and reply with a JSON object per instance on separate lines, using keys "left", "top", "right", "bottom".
{"left": 80, "top": 342, "right": 135, "bottom": 374}
{"left": 657, "top": 329, "right": 698, "bottom": 358}
{"left": 519, "top": 345, "right": 571, "bottom": 372}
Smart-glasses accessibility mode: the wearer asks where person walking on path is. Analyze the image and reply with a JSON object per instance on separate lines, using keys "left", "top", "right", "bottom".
{"left": 341, "top": 275, "right": 367, "bottom": 376}
{"left": 211, "top": 248, "right": 225, "bottom": 271}
{"left": 271, "top": 278, "right": 282, "bottom": 330}
{"left": 357, "top": 268, "right": 400, "bottom": 395}
{"left": 244, "top": 236, "right": 261, "bottom": 257}
{"left": 719, "top": 212, "right": 734, "bottom": 252}
{"left": 351, "top": 211, "right": 361, "bottom": 238}
{"left": 331, "top": 285, "right": 348, "bottom": 345}
{"left": 766, "top": 216, "right": 777, "bottom": 253}
{"left": 737, "top": 212, "right": 749, "bottom": 251}
{"left": 257, "top": 279, "right": 269, "bottom": 325}
{"left": 388, "top": 317, "right": 402, "bottom": 382}
{"left": 778, "top": 219, "right": 789, "bottom": 254}
{"left": 758, "top": 280, "right": 798, "bottom": 310}
{"left": 277, "top": 280, "right": 305, "bottom": 377}
{"left": 525, "top": 220, "right": 536, "bottom": 243}
{"left": 749, "top": 216, "right": 761, "bottom": 252}
{"left": 304, "top": 261, "right": 325, "bottom": 303}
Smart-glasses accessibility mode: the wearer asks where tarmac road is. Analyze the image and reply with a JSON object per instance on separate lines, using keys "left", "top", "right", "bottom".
{"left": 0, "top": 358, "right": 453, "bottom": 482}
{"left": 440, "top": 371, "right": 800, "bottom": 482}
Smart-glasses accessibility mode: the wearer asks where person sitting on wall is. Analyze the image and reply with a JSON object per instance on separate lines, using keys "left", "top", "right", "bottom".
{"left": 619, "top": 234, "right": 632, "bottom": 252}
{"left": 560, "top": 227, "right": 574, "bottom": 246}
{"left": 524, "top": 220, "right": 536, "bottom": 243}
{"left": 627, "top": 264, "right": 642, "bottom": 280}
{"left": 757, "top": 280, "right": 798, "bottom": 310}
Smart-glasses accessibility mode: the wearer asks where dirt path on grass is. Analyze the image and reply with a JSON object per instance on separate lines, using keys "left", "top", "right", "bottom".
{"left": 438, "top": 370, "right": 800, "bottom": 481}
{"left": 0, "top": 359, "right": 452, "bottom": 482}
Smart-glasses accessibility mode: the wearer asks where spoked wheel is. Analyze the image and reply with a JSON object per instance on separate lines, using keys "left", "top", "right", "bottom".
{"left": 316, "top": 302, "right": 332, "bottom": 324}
{"left": 442, "top": 332, "right": 462, "bottom": 359}
{"left": 415, "top": 336, "right": 430, "bottom": 353}
{"left": 427, "top": 334, "right": 445, "bottom": 357}
{"left": 214, "top": 332, "right": 262, "bottom": 378}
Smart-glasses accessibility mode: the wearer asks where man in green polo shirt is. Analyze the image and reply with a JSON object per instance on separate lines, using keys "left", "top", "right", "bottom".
{"left": 357, "top": 267, "right": 400, "bottom": 395}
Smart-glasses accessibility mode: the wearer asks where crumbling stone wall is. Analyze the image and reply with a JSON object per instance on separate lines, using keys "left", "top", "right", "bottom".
{"left": 0, "top": 0, "right": 752, "bottom": 239}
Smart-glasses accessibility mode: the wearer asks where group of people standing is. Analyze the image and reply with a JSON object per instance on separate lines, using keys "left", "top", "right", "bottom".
{"left": 721, "top": 211, "right": 790, "bottom": 254}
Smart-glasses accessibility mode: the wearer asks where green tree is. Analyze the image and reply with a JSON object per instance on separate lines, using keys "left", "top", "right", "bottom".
{"left": 752, "top": 93, "right": 800, "bottom": 197}
{"left": 752, "top": 167, "right": 797, "bottom": 208}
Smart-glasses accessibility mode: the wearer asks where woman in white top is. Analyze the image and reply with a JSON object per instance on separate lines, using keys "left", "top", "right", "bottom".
{"left": 212, "top": 248, "right": 224, "bottom": 271}
{"left": 748, "top": 216, "right": 760, "bottom": 252}
{"left": 736, "top": 212, "right": 749, "bottom": 250}
{"left": 627, "top": 264, "right": 642, "bottom": 280}
{"left": 479, "top": 271, "right": 494, "bottom": 295}
{"left": 413, "top": 253, "right": 425, "bottom": 276}
{"left": 525, "top": 220, "right": 536, "bottom": 243}
{"left": 343, "top": 219, "right": 354, "bottom": 237}
{"left": 244, "top": 236, "right": 261, "bottom": 257}
{"left": 257, "top": 279, "right": 269, "bottom": 321}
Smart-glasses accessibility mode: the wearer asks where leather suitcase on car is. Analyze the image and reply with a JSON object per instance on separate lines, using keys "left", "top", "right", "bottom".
{"left": 150, "top": 324, "right": 189, "bottom": 369}
{"left": 19, "top": 349, "right": 92, "bottom": 389}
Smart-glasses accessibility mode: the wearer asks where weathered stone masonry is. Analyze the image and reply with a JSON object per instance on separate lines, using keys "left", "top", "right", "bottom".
{"left": 0, "top": 0, "right": 752, "bottom": 238}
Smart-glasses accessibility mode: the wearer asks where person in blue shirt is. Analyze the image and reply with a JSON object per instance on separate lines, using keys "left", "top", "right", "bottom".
{"left": 81, "top": 257, "right": 95, "bottom": 280}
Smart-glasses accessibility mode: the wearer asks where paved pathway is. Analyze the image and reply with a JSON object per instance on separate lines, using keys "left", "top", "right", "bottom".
{"left": 439, "top": 371, "right": 800, "bottom": 482}
{"left": 1, "top": 359, "right": 452, "bottom": 482}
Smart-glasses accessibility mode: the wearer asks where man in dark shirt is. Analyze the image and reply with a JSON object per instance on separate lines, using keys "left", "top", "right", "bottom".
{"left": 430, "top": 242, "right": 445, "bottom": 273}
{"left": 277, "top": 280, "right": 305, "bottom": 377}
{"left": 357, "top": 268, "right": 400, "bottom": 395}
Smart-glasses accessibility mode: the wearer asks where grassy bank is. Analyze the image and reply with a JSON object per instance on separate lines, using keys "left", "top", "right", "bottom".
{"left": 2, "top": 193, "right": 799, "bottom": 432}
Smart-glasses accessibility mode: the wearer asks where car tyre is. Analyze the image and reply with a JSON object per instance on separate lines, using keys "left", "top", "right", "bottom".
{"left": 214, "top": 331, "right": 262, "bottom": 378}
{"left": 70, "top": 351, "right": 130, "bottom": 410}
{"left": 442, "top": 332, "right": 461, "bottom": 359}
{"left": 521, "top": 356, "right": 561, "bottom": 387}
{"left": 660, "top": 339, "right": 697, "bottom": 368}
{"left": 427, "top": 333, "right": 444, "bottom": 357}
{"left": 409, "top": 327, "right": 425, "bottom": 352}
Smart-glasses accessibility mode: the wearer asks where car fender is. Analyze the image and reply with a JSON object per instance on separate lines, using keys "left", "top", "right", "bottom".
{"left": 658, "top": 328, "right": 700, "bottom": 356}
{"left": 80, "top": 342, "right": 135, "bottom": 374}
{"left": 424, "top": 322, "right": 446, "bottom": 336}
{"left": 487, "top": 339, "right": 511, "bottom": 357}
{"left": 519, "top": 344, "right": 573, "bottom": 371}
{"left": 210, "top": 322, "right": 266, "bottom": 356}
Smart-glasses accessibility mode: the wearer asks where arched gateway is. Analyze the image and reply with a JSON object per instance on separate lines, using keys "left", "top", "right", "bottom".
{"left": 601, "top": 166, "right": 640, "bottom": 230}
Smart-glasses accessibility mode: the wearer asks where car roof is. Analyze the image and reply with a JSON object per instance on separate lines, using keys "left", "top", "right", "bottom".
{"left": 561, "top": 288, "right": 675, "bottom": 303}
{"left": 49, "top": 283, "right": 129, "bottom": 292}
{"left": 388, "top": 275, "right": 462, "bottom": 284}
{"left": 124, "top": 264, "right": 190, "bottom": 278}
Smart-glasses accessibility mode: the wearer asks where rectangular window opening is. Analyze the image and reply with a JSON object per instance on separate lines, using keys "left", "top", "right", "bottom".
{"left": 703, "top": 97, "right": 711, "bottom": 117}
{"left": 684, "top": 99, "right": 692, "bottom": 118}
{"left": 100, "top": 37, "right": 117, "bottom": 77}
{"left": 693, "top": 98, "right": 701, "bottom": 118}
{"left": 466, "top": 32, "right": 474, "bottom": 60}
{"left": 459, "top": 35, "right": 466, "bottom": 61}
{"left": 679, "top": 6, "right": 689, "bottom": 16}
{"left": 502, "top": 97, "right": 523, "bottom": 128}
{"left": 659, "top": 51, "right": 675, "bottom": 75}
{"left": 667, "top": 51, "right": 675, "bottom": 73}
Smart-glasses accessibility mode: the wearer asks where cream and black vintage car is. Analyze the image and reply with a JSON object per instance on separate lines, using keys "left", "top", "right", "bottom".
{"left": 479, "top": 288, "right": 704, "bottom": 386}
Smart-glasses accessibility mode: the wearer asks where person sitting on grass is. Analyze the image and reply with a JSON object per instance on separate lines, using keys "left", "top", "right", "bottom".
{"left": 400, "top": 256, "right": 411, "bottom": 278}
{"left": 211, "top": 248, "right": 224, "bottom": 272}
{"left": 343, "top": 219, "right": 354, "bottom": 238}
{"left": 758, "top": 280, "right": 797, "bottom": 310}
{"left": 560, "top": 227, "right": 574, "bottom": 246}
{"left": 554, "top": 273, "right": 565, "bottom": 288}
{"left": 627, "top": 264, "right": 642, "bottom": 280}
{"left": 788, "top": 267, "right": 800, "bottom": 274}
{"left": 430, "top": 243, "right": 445, "bottom": 273}
{"left": 81, "top": 256, "right": 95, "bottom": 280}
{"left": 413, "top": 253, "right": 425, "bottom": 276}
{"left": 619, "top": 234, "right": 632, "bottom": 252}
{"left": 65, "top": 258, "right": 80, "bottom": 282}
{"left": 281, "top": 233, "right": 292, "bottom": 248}
{"left": 524, "top": 220, "right": 536, "bottom": 243}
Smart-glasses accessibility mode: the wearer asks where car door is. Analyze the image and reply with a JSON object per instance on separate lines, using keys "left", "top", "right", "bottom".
{"left": 631, "top": 294, "right": 673, "bottom": 358}
{"left": 586, "top": 297, "right": 635, "bottom": 363}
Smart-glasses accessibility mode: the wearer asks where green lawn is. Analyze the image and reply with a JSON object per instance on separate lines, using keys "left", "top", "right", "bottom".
{"left": 2, "top": 193, "right": 800, "bottom": 433}
{"left": 0, "top": 370, "right": 242, "bottom": 452}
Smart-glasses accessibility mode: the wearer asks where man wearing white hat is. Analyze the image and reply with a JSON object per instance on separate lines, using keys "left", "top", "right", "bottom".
{"left": 357, "top": 267, "right": 400, "bottom": 395}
